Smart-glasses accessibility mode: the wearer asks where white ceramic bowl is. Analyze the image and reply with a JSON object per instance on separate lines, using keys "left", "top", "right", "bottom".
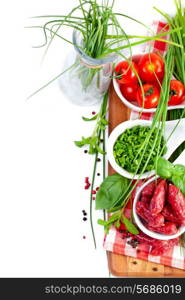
{"left": 113, "top": 70, "right": 185, "bottom": 113}
{"left": 107, "top": 119, "right": 156, "bottom": 180}
{"left": 133, "top": 176, "right": 185, "bottom": 240}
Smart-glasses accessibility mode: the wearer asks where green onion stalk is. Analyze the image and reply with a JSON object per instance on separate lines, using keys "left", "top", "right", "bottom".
{"left": 155, "top": 0, "right": 185, "bottom": 162}
{"left": 28, "top": 0, "right": 181, "bottom": 98}
{"left": 97, "top": 47, "right": 175, "bottom": 234}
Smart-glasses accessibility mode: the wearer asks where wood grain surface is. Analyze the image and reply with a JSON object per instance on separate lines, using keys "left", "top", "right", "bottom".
{"left": 107, "top": 83, "right": 185, "bottom": 277}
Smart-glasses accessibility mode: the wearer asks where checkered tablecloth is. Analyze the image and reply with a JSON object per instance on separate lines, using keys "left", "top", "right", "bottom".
{"left": 104, "top": 21, "right": 185, "bottom": 270}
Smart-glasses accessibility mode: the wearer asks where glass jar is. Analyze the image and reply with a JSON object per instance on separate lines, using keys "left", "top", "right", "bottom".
{"left": 59, "top": 29, "right": 120, "bottom": 106}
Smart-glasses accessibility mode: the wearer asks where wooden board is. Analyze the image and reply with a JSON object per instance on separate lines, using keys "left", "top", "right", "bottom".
{"left": 107, "top": 83, "right": 185, "bottom": 278}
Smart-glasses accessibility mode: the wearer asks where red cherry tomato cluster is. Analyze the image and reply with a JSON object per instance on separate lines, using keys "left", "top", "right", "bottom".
{"left": 136, "top": 179, "right": 185, "bottom": 235}
{"left": 115, "top": 53, "right": 185, "bottom": 109}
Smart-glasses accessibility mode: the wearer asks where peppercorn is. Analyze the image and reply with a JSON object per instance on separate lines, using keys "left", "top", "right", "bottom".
{"left": 127, "top": 239, "right": 139, "bottom": 248}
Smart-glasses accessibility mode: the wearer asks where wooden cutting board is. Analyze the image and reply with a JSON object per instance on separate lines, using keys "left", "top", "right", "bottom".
{"left": 107, "top": 83, "right": 185, "bottom": 277}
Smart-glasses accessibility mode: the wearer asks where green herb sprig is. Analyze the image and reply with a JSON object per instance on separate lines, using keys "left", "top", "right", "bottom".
{"left": 155, "top": 0, "right": 185, "bottom": 160}
{"left": 74, "top": 92, "right": 108, "bottom": 155}
{"left": 27, "top": 0, "right": 182, "bottom": 98}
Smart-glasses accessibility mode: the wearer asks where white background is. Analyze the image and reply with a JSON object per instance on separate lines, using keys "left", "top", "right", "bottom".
{"left": 0, "top": 0, "right": 184, "bottom": 277}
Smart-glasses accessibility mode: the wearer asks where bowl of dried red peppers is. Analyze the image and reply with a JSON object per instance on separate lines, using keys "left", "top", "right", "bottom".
{"left": 133, "top": 176, "right": 185, "bottom": 240}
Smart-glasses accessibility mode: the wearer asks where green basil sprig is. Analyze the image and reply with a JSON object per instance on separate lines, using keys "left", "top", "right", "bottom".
{"left": 96, "top": 173, "right": 130, "bottom": 210}
{"left": 157, "top": 157, "right": 185, "bottom": 194}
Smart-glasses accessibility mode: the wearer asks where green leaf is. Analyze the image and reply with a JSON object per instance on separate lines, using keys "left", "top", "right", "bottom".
{"left": 74, "top": 140, "right": 85, "bottom": 148}
{"left": 107, "top": 204, "right": 123, "bottom": 213}
{"left": 97, "top": 219, "right": 107, "bottom": 226}
{"left": 100, "top": 119, "right": 109, "bottom": 125}
{"left": 156, "top": 157, "right": 173, "bottom": 179}
{"left": 74, "top": 136, "right": 91, "bottom": 148}
{"left": 171, "top": 174, "right": 185, "bottom": 195}
{"left": 115, "top": 219, "right": 121, "bottom": 228}
{"left": 96, "top": 173, "right": 130, "bottom": 210}
{"left": 173, "top": 164, "right": 185, "bottom": 176}
{"left": 96, "top": 145, "right": 106, "bottom": 155}
{"left": 82, "top": 115, "right": 98, "bottom": 121}
{"left": 122, "top": 217, "right": 139, "bottom": 235}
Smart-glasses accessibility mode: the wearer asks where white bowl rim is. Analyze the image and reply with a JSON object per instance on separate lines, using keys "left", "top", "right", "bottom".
{"left": 133, "top": 176, "right": 185, "bottom": 240}
{"left": 107, "top": 119, "right": 156, "bottom": 180}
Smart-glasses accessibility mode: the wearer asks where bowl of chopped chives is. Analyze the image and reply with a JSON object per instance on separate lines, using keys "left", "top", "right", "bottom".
{"left": 107, "top": 119, "right": 167, "bottom": 179}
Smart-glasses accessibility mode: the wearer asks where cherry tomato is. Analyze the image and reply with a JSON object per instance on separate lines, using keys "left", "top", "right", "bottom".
{"left": 115, "top": 61, "right": 139, "bottom": 85}
{"left": 131, "top": 54, "right": 142, "bottom": 65}
{"left": 120, "top": 82, "right": 138, "bottom": 101}
{"left": 137, "top": 84, "right": 160, "bottom": 109}
{"left": 138, "top": 53, "right": 164, "bottom": 83}
{"left": 168, "top": 80, "right": 185, "bottom": 106}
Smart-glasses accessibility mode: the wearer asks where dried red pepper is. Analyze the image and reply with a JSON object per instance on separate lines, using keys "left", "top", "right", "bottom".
{"left": 131, "top": 231, "right": 155, "bottom": 246}
{"left": 150, "top": 180, "right": 167, "bottom": 216}
{"left": 148, "top": 214, "right": 165, "bottom": 228}
{"left": 147, "top": 222, "right": 178, "bottom": 235}
{"left": 136, "top": 201, "right": 164, "bottom": 228}
{"left": 168, "top": 184, "right": 185, "bottom": 225}
{"left": 140, "top": 195, "right": 151, "bottom": 204}
{"left": 162, "top": 205, "right": 181, "bottom": 225}
{"left": 142, "top": 181, "right": 156, "bottom": 198}
{"left": 151, "top": 238, "right": 179, "bottom": 256}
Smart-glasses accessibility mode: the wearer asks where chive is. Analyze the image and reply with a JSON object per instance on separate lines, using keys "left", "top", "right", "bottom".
{"left": 156, "top": 0, "right": 185, "bottom": 160}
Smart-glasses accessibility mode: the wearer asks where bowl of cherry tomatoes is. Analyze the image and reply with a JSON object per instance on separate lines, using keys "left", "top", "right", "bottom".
{"left": 113, "top": 52, "right": 185, "bottom": 113}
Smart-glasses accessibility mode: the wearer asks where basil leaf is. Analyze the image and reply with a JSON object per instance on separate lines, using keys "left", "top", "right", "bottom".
{"left": 173, "top": 164, "right": 185, "bottom": 176}
{"left": 122, "top": 217, "right": 139, "bottom": 235}
{"left": 82, "top": 115, "right": 98, "bottom": 121}
{"left": 96, "top": 174, "right": 130, "bottom": 210}
{"left": 171, "top": 174, "right": 185, "bottom": 195}
{"left": 156, "top": 157, "right": 173, "bottom": 179}
{"left": 108, "top": 205, "right": 123, "bottom": 213}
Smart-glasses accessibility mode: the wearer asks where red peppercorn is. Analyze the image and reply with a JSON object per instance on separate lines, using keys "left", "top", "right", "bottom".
{"left": 96, "top": 187, "right": 99, "bottom": 191}
{"left": 92, "top": 111, "right": 96, "bottom": 115}
{"left": 92, "top": 197, "right": 96, "bottom": 200}
{"left": 92, "top": 190, "right": 96, "bottom": 195}
{"left": 83, "top": 236, "right": 86, "bottom": 239}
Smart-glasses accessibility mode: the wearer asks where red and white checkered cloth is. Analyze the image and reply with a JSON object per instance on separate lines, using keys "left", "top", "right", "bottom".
{"left": 104, "top": 21, "right": 185, "bottom": 270}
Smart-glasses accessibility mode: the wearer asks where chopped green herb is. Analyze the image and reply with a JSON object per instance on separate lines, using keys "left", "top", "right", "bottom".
{"left": 113, "top": 125, "right": 166, "bottom": 174}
